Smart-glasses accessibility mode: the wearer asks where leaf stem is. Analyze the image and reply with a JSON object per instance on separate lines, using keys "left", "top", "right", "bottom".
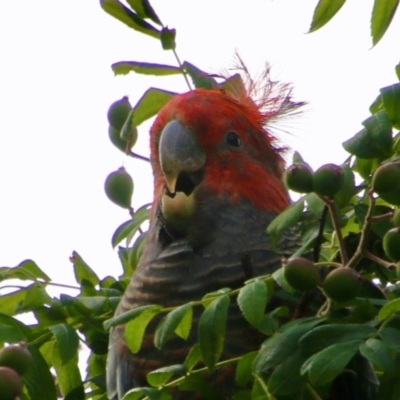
{"left": 305, "top": 383, "right": 323, "bottom": 400}
{"left": 254, "top": 373, "right": 271, "bottom": 396}
{"left": 316, "top": 297, "right": 332, "bottom": 317}
{"left": 46, "top": 281, "right": 81, "bottom": 290}
{"left": 142, "top": 356, "right": 242, "bottom": 399}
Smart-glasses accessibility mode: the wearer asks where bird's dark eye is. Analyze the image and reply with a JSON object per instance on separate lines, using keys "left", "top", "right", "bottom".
{"left": 226, "top": 131, "right": 241, "bottom": 147}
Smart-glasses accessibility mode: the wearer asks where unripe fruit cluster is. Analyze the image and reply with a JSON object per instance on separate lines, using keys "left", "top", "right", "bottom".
{"left": 285, "top": 163, "right": 345, "bottom": 198}
{"left": 283, "top": 258, "right": 362, "bottom": 302}
{"left": 0, "top": 343, "right": 34, "bottom": 400}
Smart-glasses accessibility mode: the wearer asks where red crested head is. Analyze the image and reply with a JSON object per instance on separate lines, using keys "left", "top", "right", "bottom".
{"left": 148, "top": 69, "right": 305, "bottom": 226}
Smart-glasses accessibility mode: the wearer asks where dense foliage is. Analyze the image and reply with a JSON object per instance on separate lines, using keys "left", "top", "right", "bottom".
{"left": 1, "top": 1, "right": 400, "bottom": 399}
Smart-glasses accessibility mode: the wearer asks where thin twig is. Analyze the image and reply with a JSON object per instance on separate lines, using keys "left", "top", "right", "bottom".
{"left": 129, "top": 151, "right": 150, "bottom": 162}
{"left": 365, "top": 250, "right": 396, "bottom": 269}
{"left": 370, "top": 212, "right": 393, "bottom": 222}
{"left": 347, "top": 191, "right": 376, "bottom": 269}
{"left": 173, "top": 49, "right": 192, "bottom": 90}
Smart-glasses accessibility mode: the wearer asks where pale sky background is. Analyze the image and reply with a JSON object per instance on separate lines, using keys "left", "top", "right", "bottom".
{"left": 0, "top": 0, "right": 400, "bottom": 296}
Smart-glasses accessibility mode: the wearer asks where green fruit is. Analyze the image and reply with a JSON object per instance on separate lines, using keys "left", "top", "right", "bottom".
{"left": 372, "top": 163, "right": 400, "bottom": 205}
{"left": 334, "top": 164, "right": 356, "bottom": 206}
{"left": 107, "top": 96, "right": 132, "bottom": 131}
{"left": 312, "top": 163, "right": 345, "bottom": 198}
{"left": 108, "top": 125, "right": 129, "bottom": 154}
{"left": 383, "top": 227, "right": 400, "bottom": 261}
{"left": 0, "top": 344, "right": 33, "bottom": 376}
{"left": 0, "top": 366, "right": 23, "bottom": 400}
{"left": 393, "top": 210, "right": 400, "bottom": 227}
{"left": 284, "top": 163, "right": 313, "bottom": 193}
{"left": 283, "top": 257, "right": 319, "bottom": 292}
{"left": 104, "top": 167, "right": 134, "bottom": 209}
{"left": 323, "top": 268, "right": 361, "bottom": 302}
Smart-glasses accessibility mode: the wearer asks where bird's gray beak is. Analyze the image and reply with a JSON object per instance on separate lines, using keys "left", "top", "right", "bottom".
{"left": 159, "top": 120, "right": 206, "bottom": 194}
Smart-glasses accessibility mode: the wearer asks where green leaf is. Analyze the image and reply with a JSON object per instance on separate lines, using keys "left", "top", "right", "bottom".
{"left": 123, "top": 386, "right": 161, "bottom": 400}
{"left": 178, "top": 375, "right": 218, "bottom": 399}
{"left": 371, "top": 0, "right": 400, "bottom": 46}
{"left": 280, "top": 317, "right": 326, "bottom": 333}
{"left": 131, "top": 87, "right": 177, "bottom": 127}
{"left": 112, "top": 61, "right": 181, "bottom": 76}
{"left": 198, "top": 294, "right": 230, "bottom": 369}
{"left": 24, "top": 344, "right": 58, "bottom": 400}
{"left": 122, "top": 388, "right": 146, "bottom": 400}
{"left": 182, "top": 61, "right": 217, "bottom": 90}
{"left": 184, "top": 343, "right": 202, "bottom": 371}
{"left": 380, "top": 83, "right": 400, "bottom": 129}
{"left": 160, "top": 27, "right": 176, "bottom": 50}
{"left": 299, "top": 324, "right": 376, "bottom": 356}
{"left": 377, "top": 353, "right": 400, "bottom": 400}
{"left": 125, "top": 0, "right": 161, "bottom": 24}
{"left": 268, "top": 349, "right": 308, "bottom": 395}
{"left": 300, "top": 340, "right": 360, "bottom": 386}
{"left": 147, "top": 364, "right": 187, "bottom": 387}
{"left": 70, "top": 251, "right": 99, "bottom": 286}
{"left": 267, "top": 197, "right": 305, "bottom": 246}
{"left": 379, "top": 297, "right": 400, "bottom": 320}
{"left": 0, "top": 259, "right": 50, "bottom": 282}
{"left": 353, "top": 157, "right": 375, "bottom": 180}
{"left": 235, "top": 351, "right": 257, "bottom": 388}
{"left": 306, "top": 192, "right": 325, "bottom": 217}
{"left": 49, "top": 323, "right": 80, "bottom": 365}
{"left": 120, "top": 108, "right": 138, "bottom": 146}
{"left": 237, "top": 281, "right": 268, "bottom": 328}
{"left": 154, "top": 302, "right": 193, "bottom": 349}
{"left": 125, "top": 307, "right": 161, "bottom": 353}
{"left": 258, "top": 307, "right": 288, "bottom": 336}
{"left": 0, "top": 313, "right": 30, "bottom": 342}
{"left": 174, "top": 304, "right": 192, "bottom": 340}
{"left": 396, "top": 63, "right": 400, "bottom": 81}
{"left": 20, "top": 283, "right": 51, "bottom": 312}
{"left": 52, "top": 342, "right": 84, "bottom": 400}
{"left": 112, "top": 205, "right": 151, "bottom": 247}
{"left": 272, "top": 268, "right": 294, "bottom": 293}
{"left": 128, "top": 232, "right": 148, "bottom": 274}
{"left": 370, "top": 94, "right": 384, "bottom": 114}
{"left": 0, "top": 288, "right": 27, "bottom": 315}
{"left": 308, "top": 0, "right": 346, "bottom": 32}
{"left": 100, "top": 0, "right": 160, "bottom": 39}
{"left": 75, "top": 296, "right": 108, "bottom": 314}
{"left": 343, "top": 111, "right": 393, "bottom": 159}
{"left": 380, "top": 327, "right": 400, "bottom": 351}
{"left": 253, "top": 319, "right": 324, "bottom": 373}
{"left": 360, "top": 338, "right": 395, "bottom": 374}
